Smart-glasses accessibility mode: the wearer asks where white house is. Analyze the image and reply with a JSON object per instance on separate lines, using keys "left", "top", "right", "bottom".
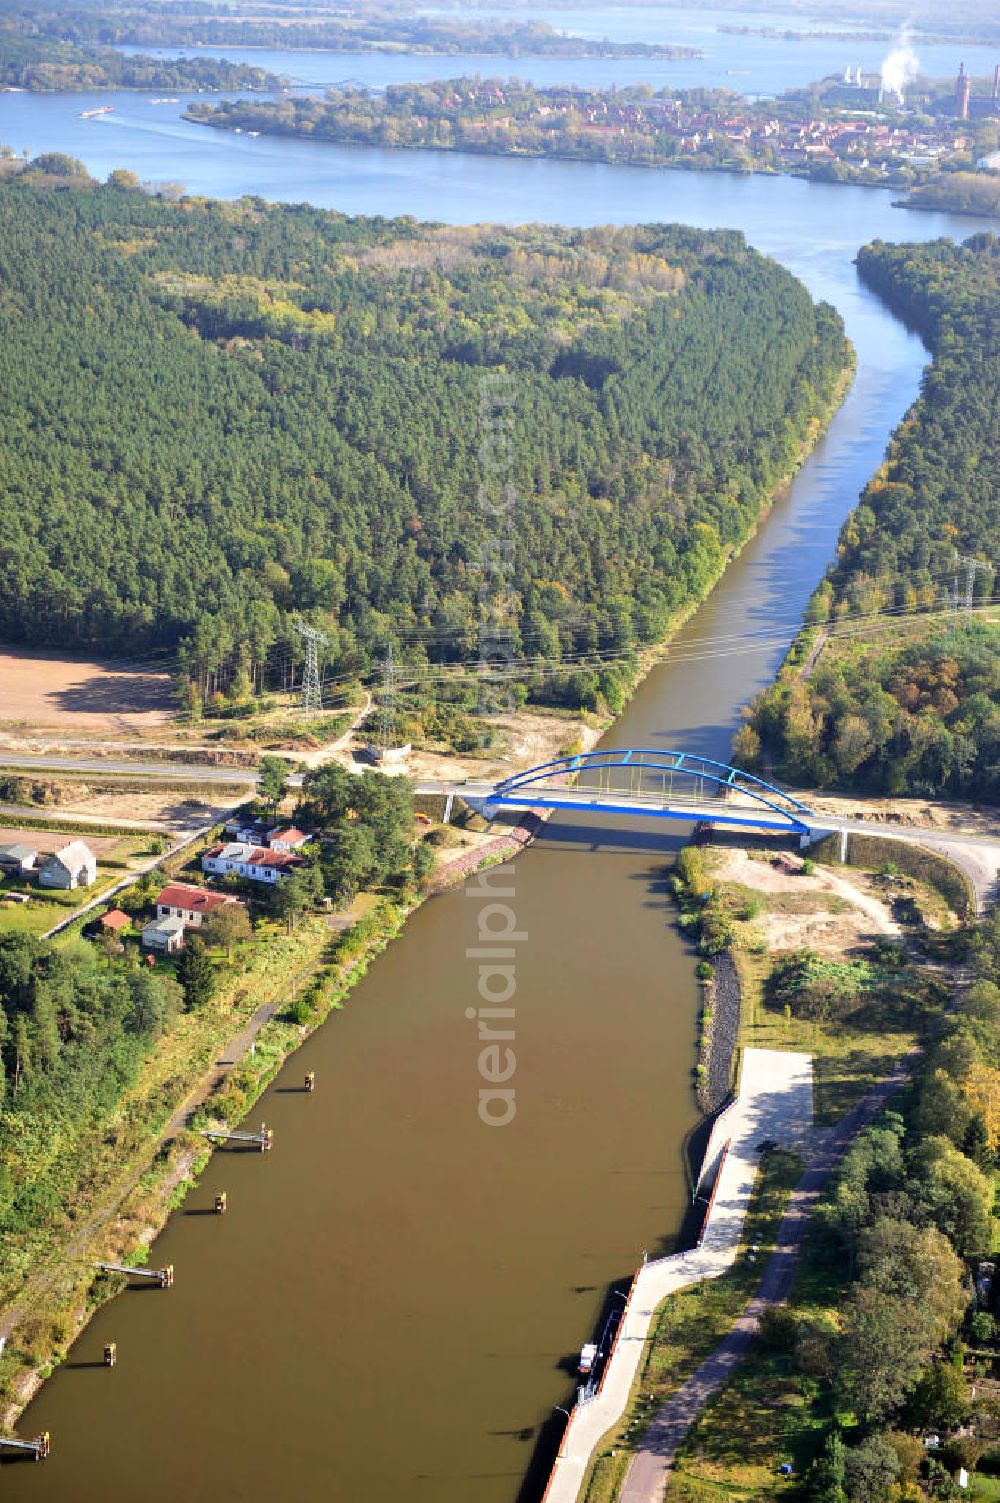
{"left": 141, "top": 915, "right": 186, "bottom": 954}
{"left": 155, "top": 882, "right": 245, "bottom": 928}
{"left": 38, "top": 841, "right": 97, "bottom": 890}
{"left": 0, "top": 843, "right": 38, "bottom": 878}
{"left": 202, "top": 841, "right": 304, "bottom": 886}
{"left": 266, "top": 827, "right": 311, "bottom": 854}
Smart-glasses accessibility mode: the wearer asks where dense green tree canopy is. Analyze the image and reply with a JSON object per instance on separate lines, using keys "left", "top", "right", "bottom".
{"left": 744, "top": 233, "right": 1000, "bottom": 798}
{"left": 0, "top": 181, "right": 847, "bottom": 706}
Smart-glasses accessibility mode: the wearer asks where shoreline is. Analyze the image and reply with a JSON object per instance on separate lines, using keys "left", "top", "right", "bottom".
{"left": 185, "top": 112, "right": 935, "bottom": 207}
{"left": 0, "top": 815, "right": 549, "bottom": 1433}
{"left": 0, "top": 342, "right": 854, "bottom": 1439}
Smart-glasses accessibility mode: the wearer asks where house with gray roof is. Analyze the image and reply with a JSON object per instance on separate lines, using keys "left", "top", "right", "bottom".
{"left": 0, "top": 843, "right": 38, "bottom": 878}
{"left": 37, "top": 841, "right": 97, "bottom": 890}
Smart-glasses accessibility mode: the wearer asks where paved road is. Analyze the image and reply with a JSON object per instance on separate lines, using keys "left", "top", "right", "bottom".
{"left": 619, "top": 1052, "right": 919, "bottom": 1503}
{"left": 0, "top": 753, "right": 263, "bottom": 786}
{"left": 4, "top": 755, "right": 996, "bottom": 908}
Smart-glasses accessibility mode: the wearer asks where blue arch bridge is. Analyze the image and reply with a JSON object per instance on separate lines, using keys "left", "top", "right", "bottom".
{"left": 417, "top": 749, "right": 820, "bottom": 838}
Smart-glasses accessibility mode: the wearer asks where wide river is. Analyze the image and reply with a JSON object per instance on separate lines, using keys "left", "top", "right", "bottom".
{"left": 109, "top": 3, "right": 1000, "bottom": 96}
{"left": 4, "top": 55, "right": 999, "bottom": 1503}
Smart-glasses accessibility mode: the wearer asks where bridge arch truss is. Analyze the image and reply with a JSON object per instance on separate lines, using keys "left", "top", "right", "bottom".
{"left": 487, "top": 749, "right": 814, "bottom": 833}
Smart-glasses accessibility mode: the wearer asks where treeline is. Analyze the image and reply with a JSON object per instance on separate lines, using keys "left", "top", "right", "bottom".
{"left": 740, "top": 234, "right": 1000, "bottom": 799}
{"left": 0, "top": 932, "right": 184, "bottom": 1290}
{"left": 185, "top": 77, "right": 749, "bottom": 165}
{"left": 793, "top": 908, "right": 1000, "bottom": 1498}
{"left": 902, "top": 173, "right": 1000, "bottom": 221}
{"left": 0, "top": 180, "right": 848, "bottom": 711}
{"left": 5, "top": 4, "right": 699, "bottom": 58}
{"left": 0, "top": 26, "right": 283, "bottom": 91}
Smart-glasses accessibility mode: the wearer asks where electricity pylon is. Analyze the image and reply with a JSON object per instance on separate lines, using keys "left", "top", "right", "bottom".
{"left": 955, "top": 554, "right": 991, "bottom": 625}
{"left": 378, "top": 646, "right": 397, "bottom": 752}
{"left": 294, "top": 618, "right": 329, "bottom": 713}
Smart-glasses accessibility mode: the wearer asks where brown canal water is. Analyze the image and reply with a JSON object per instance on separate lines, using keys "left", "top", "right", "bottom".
{"left": 4, "top": 149, "right": 996, "bottom": 1503}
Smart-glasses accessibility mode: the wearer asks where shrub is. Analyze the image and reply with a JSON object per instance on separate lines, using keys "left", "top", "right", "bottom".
{"left": 284, "top": 996, "right": 314, "bottom": 1026}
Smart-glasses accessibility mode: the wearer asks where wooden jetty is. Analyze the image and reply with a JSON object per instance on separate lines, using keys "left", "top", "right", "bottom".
{"left": 203, "top": 1121, "right": 273, "bottom": 1152}
{"left": 0, "top": 1432, "right": 50, "bottom": 1461}
{"left": 96, "top": 1262, "right": 174, "bottom": 1288}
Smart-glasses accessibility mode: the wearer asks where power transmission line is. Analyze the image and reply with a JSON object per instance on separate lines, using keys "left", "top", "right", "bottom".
{"left": 294, "top": 618, "right": 330, "bottom": 713}
{"left": 955, "top": 554, "right": 992, "bottom": 625}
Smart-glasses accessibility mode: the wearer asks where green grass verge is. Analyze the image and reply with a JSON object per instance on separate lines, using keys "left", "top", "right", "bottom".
{"left": 663, "top": 1221, "right": 847, "bottom": 1501}
{"left": 734, "top": 949, "right": 919, "bottom": 1127}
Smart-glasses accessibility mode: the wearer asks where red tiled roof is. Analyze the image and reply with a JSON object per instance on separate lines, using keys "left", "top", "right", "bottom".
{"left": 248, "top": 848, "right": 302, "bottom": 869}
{"left": 269, "top": 827, "right": 308, "bottom": 845}
{"left": 157, "top": 882, "right": 241, "bottom": 913}
{"left": 101, "top": 909, "right": 130, "bottom": 931}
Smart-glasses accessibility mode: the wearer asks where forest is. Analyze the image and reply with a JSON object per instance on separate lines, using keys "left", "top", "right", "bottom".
{"left": 902, "top": 174, "right": 1000, "bottom": 219}
{"left": 740, "top": 234, "right": 1000, "bottom": 801}
{"left": 3, "top": 2, "right": 698, "bottom": 58}
{"left": 0, "top": 27, "right": 283, "bottom": 90}
{"left": 778, "top": 907, "right": 1000, "bottom": 1500}
{"left": 0, "top": 178, "right": 849, "bottom": 711}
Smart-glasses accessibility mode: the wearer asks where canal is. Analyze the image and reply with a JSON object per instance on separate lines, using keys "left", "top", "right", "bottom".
{"left": 3, "top": 99, "right": 998, "bottom": 1503}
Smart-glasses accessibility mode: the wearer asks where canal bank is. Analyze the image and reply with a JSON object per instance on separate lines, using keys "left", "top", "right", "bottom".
{"left": 0, "top": 326, "right": 853, "bottom": 1436}
{"left": 2, "top": 142, "right": 998, "bottom": 1503}
{"left": 0, "top": 812, "right": 552, "bottom": 1434}
{"left": 542, "top": 1048, "right": 814, "bottom": 1503}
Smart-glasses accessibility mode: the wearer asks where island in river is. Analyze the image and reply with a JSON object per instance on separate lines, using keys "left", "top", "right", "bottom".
{"left": 185, "top": 73, "right": 1000, "bottom": 216}
{"left": 7, "top": 6, "right": 701, "bottom": 61}
{"left": 0, "top": 28, "right": 286, "bottom": 93}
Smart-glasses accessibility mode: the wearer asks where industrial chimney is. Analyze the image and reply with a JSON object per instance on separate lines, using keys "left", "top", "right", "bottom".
{"left": 956, "top": 62, "right": 971, "bottom": 120}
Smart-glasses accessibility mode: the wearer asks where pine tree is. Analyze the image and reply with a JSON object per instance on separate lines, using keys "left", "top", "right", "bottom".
{"left": 177, "top": 939, "right": 215, "bottom": 1011}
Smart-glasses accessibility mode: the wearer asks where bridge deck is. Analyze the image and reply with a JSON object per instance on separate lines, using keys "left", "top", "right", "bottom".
{"left": 415, "top": 780, "right": 810, "bottom": 834}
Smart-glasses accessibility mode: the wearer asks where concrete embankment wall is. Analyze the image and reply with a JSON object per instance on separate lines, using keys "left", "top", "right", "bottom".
{"left": 540, "top": 1048, "right": 814, "bottom": 1503}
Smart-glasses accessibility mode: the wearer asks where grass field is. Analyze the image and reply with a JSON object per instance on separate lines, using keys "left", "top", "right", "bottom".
{"left": 0, "top": 833, "right": 155, "bottom": 935}
{"left": 735, "top": 949, "right": 920, "bottom": 1126}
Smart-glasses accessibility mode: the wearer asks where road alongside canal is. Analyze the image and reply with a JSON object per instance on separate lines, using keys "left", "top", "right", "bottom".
{"left": 4, "top": 121, "right": 998, "bottom": 1503}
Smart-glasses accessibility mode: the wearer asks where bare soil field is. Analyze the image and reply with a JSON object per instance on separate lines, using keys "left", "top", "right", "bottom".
{"left": 0, "top": 650, "right": 172, "bottom": 736}
{"left": 340, "top": 708, "right": 601, "bottom": 783}
{"left": 807, "top": 790, "right": 1000, "bottom": 838}
{"left": 53, "top": 788, "right": 235, "bottom": 831}
{"left": 707, "top": 847, "right": 899, "bottom": 957}
{"left": 0, "top": 826, "right": 124, "bottom": 856}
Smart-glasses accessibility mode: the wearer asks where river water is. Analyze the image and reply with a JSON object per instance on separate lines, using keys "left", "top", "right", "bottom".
{"left": 110, "top": 6, "right": 1000, "bottom": 96}
{"left": 3, "top": 46, "right": 999, "bottom": 1503}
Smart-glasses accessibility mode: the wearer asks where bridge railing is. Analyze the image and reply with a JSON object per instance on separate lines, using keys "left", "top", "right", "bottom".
{"left": 491, "top": 749, "right": 812, "bottom": 829}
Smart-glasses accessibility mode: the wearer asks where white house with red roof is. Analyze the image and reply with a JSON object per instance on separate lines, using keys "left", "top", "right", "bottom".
{"left": 156, "top": 881, "right": 246, "bottom": 926}
{"left": 201, "top": 843, "right": 305, "bottom": 886}
{"left": 267, "top": 826, "right": 310, "bottom": 854}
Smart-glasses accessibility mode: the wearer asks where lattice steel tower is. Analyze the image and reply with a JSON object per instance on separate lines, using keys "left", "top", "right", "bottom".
{"left": 294, "top": 618, "right": 330, "bottom": 713}
{"left": 956, "top": 554, "right": 991, "bottom": 625}
{"left": 378, "top": 646, "right": 397, "bottom": 751}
